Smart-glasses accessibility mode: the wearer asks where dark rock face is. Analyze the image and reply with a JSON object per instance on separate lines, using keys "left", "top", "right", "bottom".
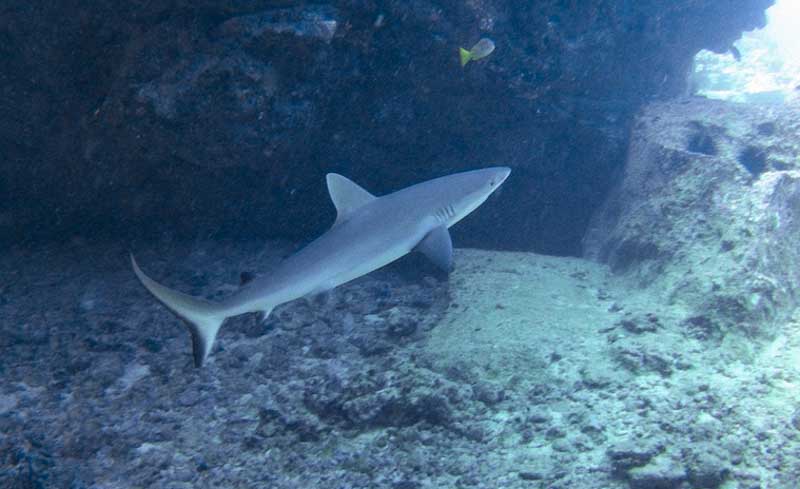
{"left": 1, "top": 1, "right": 771, "bottom": 253}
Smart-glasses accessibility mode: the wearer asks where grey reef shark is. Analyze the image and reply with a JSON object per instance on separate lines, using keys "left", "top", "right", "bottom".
{"left": 132, "top": 167, "right": 511, "bottom": 367}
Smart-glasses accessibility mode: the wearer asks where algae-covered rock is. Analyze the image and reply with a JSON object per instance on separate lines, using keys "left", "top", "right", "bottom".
{"left": 584, "top": 97, "right": 800, "bottom": 337}
{"left": 627, "top": 454, "right": 686, "bottom": 489}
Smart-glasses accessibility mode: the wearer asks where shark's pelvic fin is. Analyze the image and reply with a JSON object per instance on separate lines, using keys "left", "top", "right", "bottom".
{"left": 416, "top": 226, "right": 453, "bottom": 271}
{"left": 326, "top": 173, "right": 376, "bottom": 226}
{"left": 131, "top": 254, "right": 227, "bottom": 367}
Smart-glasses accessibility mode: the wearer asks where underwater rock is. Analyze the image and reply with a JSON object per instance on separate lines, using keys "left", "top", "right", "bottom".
{"left": 220, "top": 6, "right": 339, "bottom": 43}
{"left": 343, "top": 390, "right": 453, "bottom": 428}
{"left": 618, "top": 314, "right": 660, "bottom": 334}
{"left": 627, "top": 454, "right": 686, "bottom": 489}
{"left": 685, "top": 448, "right": 729, "bottom": 489}
{"left": 607, "top": 439, "right": 662, "bottom": 475}
{"left": 585, "top": 97, "right": 800, "bottom": 338}
{"left": 471, "top": 381, "right": 505, "bottom": 405}
{"left": 612, "top": 339, "right": 674, "bottom": 377}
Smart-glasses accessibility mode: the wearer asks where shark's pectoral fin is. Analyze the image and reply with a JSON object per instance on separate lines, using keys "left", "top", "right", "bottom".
{"left": 416, "top": 226, "right": 453, "bottom": 272}
{"left": 326, "top": 173, "right": 376, "bottom": 226}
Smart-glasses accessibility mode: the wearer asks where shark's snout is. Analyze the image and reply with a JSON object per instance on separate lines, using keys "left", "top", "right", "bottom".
{"left": 496, "top": 167, "right": 511, "bottom": 185}
{"left": 488, "top": 166, "right": 511, "bottom": 189}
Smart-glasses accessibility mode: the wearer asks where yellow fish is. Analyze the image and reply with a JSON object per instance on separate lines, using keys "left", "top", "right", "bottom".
{"left": 459, "top": 38, "right": 495, "bottom": 67}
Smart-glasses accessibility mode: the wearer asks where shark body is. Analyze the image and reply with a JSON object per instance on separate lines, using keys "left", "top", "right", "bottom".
{"left": 132, "top": 167, "right": 510, "bottom": 367}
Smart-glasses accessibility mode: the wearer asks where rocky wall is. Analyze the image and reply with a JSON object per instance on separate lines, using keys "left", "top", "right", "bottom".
{"left": 1, "top": 0, "right": 772, "bottom": 253}
{"left": 584, "top": 97, "right": 800, "bottom": 336}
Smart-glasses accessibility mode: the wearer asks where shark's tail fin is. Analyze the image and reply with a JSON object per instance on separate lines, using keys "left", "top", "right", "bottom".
{"left": 131, "top": 254, "right": 227, "bottom": 367}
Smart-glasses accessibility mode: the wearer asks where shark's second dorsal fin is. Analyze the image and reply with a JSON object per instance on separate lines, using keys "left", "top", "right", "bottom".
{"left": 326, "top": 173, "right": 376, "bottom": 225}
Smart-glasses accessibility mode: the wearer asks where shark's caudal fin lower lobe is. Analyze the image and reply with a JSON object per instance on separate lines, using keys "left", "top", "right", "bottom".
{"left": 131, "top": 254, "right": 226, "bottom": 367}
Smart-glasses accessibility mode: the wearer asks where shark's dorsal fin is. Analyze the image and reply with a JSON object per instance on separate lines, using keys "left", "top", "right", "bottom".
{"left": 326, "top": 173, "right": 376, "bottom": 225}
{"left": 416, "top": 225, "right": 453, "bottom": 272}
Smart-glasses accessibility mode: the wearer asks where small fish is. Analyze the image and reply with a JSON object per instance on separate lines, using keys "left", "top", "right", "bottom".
{"left": 459, "top": 38, "right": 495, "bottom": 67}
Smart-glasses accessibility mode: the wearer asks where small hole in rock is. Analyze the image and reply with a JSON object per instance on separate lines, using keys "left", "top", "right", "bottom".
{"left": 687, "top": 122, "right": 717, "bottom": 156}
{"left": 772, "top": 160, "right": 789, "bottom": 171}
{"left": 739, "top": 146, "right": 767, "bottom": 177}
{"left": 757, "top": 122, "right": 776, "bottom": 136}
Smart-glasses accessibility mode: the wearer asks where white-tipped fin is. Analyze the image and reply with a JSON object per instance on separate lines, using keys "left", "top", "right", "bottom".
{"left": 326, "top": 173, "right": 376, "bottom": 226}
{"left": 255, "top": 307, "right": 274, "bottom": 327}
{"left": 131, "top": 254, "right": 227, "bottom": 367}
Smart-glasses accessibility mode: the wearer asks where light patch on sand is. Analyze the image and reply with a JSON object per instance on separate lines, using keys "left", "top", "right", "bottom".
{"left": 107, "top": 363, "right": 150, "bottom": 395}
{"left": 135, "top": 442, "right": 164, "bottom": 454}
{"left": 0, "top": 393, "right": 18, "bottom": 414}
